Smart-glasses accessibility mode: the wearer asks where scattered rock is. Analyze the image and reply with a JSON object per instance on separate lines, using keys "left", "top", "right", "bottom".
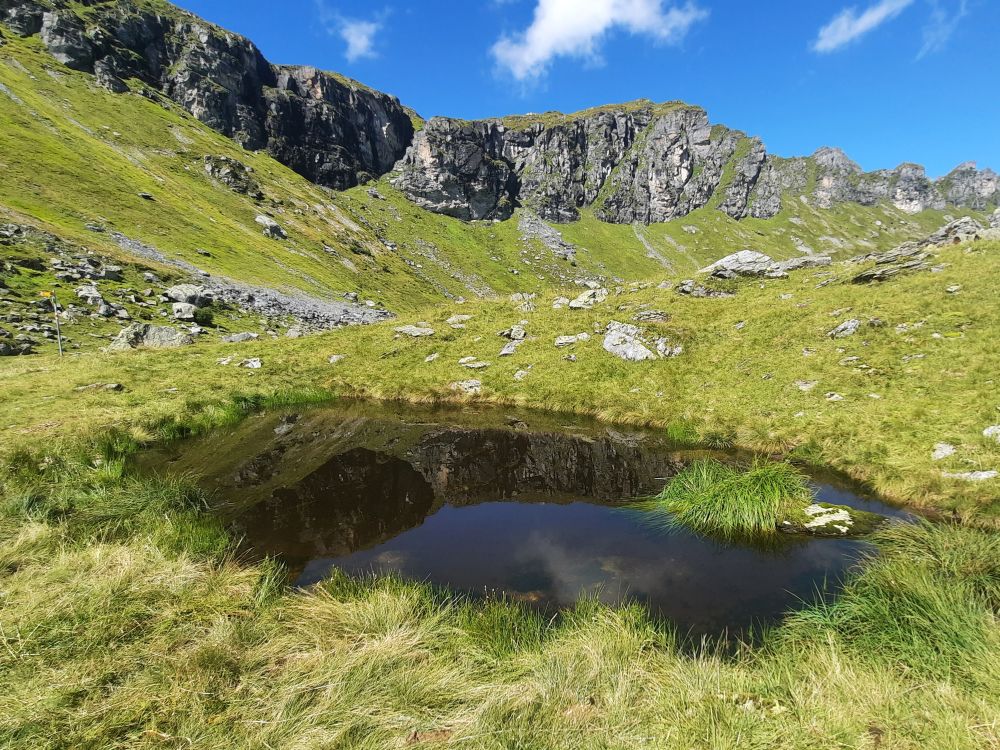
{"left": 222, "top": 332, "right": 259, "bottom": 343}
{"left": 568, "top": 288, "right": 608, "bottom": 310}
{"left": 500, "top": 325, "right": 527, "bottom": 341}
{"left": 828, "top": 319, "right": 861, "bottom": 338}
{"left": 825, "top": 392, "right": 845, "bottom": 402}
{"left": 424, "top": 352, "right": 440, "bottom": 363}
{"left": 931, "top": 443, "right": 956, "bottom": 461}
{"left": 633, "top": 309, "right": 670, "bottom": 323}
{"left": 255, "top": 214, "right": 287, "bottom": 240}
{"left": 107, "top": 323, "right": 194, "bottom": 351}
{"left": 942, "top": 470, "right": 998, "bottom": 482}
{"left": 555, "top": 333, "right": 589, "bottom": 347}
{"left": 395, "top": 324, "right": 435, "bottom": 337}
{"left": 450, "top": 379, "right": 482, "bottom": 395}
{"left": 514, "top": 369, "right": 531, "bottom": 381}
{"left": 73, "top": 382, "right": 124, "bottom": 393}
{"left": 172, "top": 302, "right": 196, "bottom": 320}
{"left": 239, "top": 358, "right": 262, "bottom": 369}
{"left": 552, "top": 296, "right": 571, "bottom": 309}
{"left": 984, "top": 426, "right": 1000, "bottom": 444}
{"left": 700, "top": 250, "right": 832, "bottom": 279}
{"left": 499, "top": 340, "right": 523, "bottom": 357}
{"left": 795, "top": 381, "right": 818, "bottom": 392}
{"left": 676, "top": 279, "right": 733, "bottom": 298}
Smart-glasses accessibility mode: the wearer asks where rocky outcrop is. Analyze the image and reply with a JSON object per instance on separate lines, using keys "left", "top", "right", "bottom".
{"left": 393, "top": 104, "right": 998, "bottom": 226}
{"left": 1, "top": 0, "right": 414, "bottom": 190}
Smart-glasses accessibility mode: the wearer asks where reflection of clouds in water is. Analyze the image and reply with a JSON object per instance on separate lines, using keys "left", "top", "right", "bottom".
{"left": 373, "top": 550, "right": 409, "bottom": 568}
{"left": 512, "top": 532, "right": 691, "bottom": 607}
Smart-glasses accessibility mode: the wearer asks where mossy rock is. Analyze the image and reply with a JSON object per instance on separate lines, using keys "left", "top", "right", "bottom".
{"left": 779, "top": 502, "right": 886, "bottom": 538}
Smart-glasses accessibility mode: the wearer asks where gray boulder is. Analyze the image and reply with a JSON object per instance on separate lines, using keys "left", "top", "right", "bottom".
{"left": 394, "top": 324, "right": 435, "bottom": 337}
{"left": 204, "top": 156, "right": 263, "bottom": 199}
{"left": 172, "top": 302, "right": 196, "bottom": 320}
{"left": 568, "top": 288, "right": 608, "bottom": 309}
{"left": 828, "top": 319, "right": 861, "bottom": 338}
{"left": 700, "top": 250, "right": 832, "bottom": 278}
{"left": 222, "top": 332, "right": 260, "bottom": 343}
{"left": 255, "top": 215, "right": 287, "bottom": 239}
{"left": 164, "top": 284, "right": 211, "bottom": 306}
{"left": 991, "top": 208, "right": 1000, "bottom": 229}
{"left": 106, "top": 323, "right": 194, "bottom": 351}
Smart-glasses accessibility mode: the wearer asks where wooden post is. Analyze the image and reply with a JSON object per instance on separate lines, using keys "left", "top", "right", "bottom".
{"left": 40, "top": 291, "right": 63, "bottom": 357}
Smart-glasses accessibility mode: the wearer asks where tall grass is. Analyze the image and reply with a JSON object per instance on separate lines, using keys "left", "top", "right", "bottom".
{"left": 636, "top": 459, "right": 813, "bottom": 540}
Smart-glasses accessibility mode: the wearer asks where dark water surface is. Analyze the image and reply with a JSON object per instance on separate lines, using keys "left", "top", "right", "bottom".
{"left": 145, "top": 400, "right": 911, "bottom": 636}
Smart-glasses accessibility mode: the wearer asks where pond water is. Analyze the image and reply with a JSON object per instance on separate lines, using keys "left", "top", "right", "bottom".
{"left": 145, "top": 400, "right": 912, "bottom": 637}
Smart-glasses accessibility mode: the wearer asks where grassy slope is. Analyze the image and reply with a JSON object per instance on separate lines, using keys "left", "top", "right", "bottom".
{"left": 3, "top": 238, "right": 999, "bottom": 524}
{"left": 1, "top": 399, "right": 998, "bottom": 749}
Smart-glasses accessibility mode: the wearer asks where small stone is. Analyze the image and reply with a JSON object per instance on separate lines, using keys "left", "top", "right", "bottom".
{"left": 458, "top": 356, "right": 477, "bottom": 365}
{"left": 328, "top": 354, "right": 345, "bottom": 364}
{"left": 825, "top": 392, "right": 845, "bottom": 401}
{"left": 983, "top": 426, "right": 1000, "bottom": 443}
{"left": 931, "top": 443, "right": 956, "bottom": 461}
{"left": 217, "top": 357, "right": 233, "bottom": 365}
{"left": 450, "top": 379, "right": 482, "bottom": 395}
{"left": 828, "top": 319, "right": 861, "bottom": 338}
{"left": 74, "top": 382, "right": 124, "bottom": 393}
{"left": 172, "top": 302, "right": 196, "bottom": 320}
{"left": 514, "top": 369, "right": 531, "bottom": 381}
{"left": 499, "top": 340, "right": 522, "bottom": 357}
{"left": 395, "top": 325, "right": 435, "bottom": 337}
{"left": 942, "top": 471, "right": 998, "bottom": 482}
{"left": 239, "top": 358, "right": 262, "bottom": 369}
{"left": 424, "top": 352, "right": 440, "bottom": 363}
{"left": 946, "top": 285, "right": 962, "bottom": 294}
{"left": 222, "top": 332, "right": 259, "bottom": 344}
{"left": 795, "top": 381, "right": 818, "bottom": 392}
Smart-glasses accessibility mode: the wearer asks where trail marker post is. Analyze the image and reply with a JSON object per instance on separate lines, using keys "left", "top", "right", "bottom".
{"left": 39, "top": 290, "right": 63, "bottom": 357}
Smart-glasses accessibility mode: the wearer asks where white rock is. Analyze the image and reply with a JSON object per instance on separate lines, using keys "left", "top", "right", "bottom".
{"left": 942, "top": 471, "right": 998, "bottom": 482}
{"left": 514, "top": 369, "right": 531, "bottom": 381}
{"left": 828, "top": 319, "right": 861, "bottom": 338}
{"left": 424, "top": 353, "right": 440, "bottom": 363}
{"left": 450, "top": 379, "right": 482, "bottom": 395}
{"left": 328, "top": 354, "right": 345, "bottom": 364}
{"left": 239, "top": 358, "right": 262, "bottom": 369}
{"left": 552, "top": 296, "right": 570, "bottom": 309}
{"left": 931, "top": 443, "right": 956, "bottom": 461}
{"left": 825, "top": 392, "right": 845, "bottom": 401}
{"left": 795, "top": 381, "right": 818, "bottom": 392}
{"left": 395, "top": 325, "right": 435, "bottom": 337}
{"left": 568, "top": 288, "right": 608, "bottom": 310}
{"left": 983, "top": 426, "right": 1000, "bottom": 443}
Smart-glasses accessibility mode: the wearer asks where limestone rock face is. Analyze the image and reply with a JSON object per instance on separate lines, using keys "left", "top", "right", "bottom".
{"left": 2, "top": 0, "right": 413, "bottom": 190}
{"left": 394, "top": 106, "right": 999, "bottom": 226}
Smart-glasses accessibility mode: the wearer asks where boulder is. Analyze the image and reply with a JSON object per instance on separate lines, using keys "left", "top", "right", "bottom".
{"left": 602, "top": 322, "right": 656, "bottom": 362}
{"left": 172, "top": 302, "right": 196, "bottom": 320}
{"left": 991, "top": 208, "right": 1000, "bottom": 229}
{"left": 204, "top": 156, "right": 264, "bottom": 199}
{"left": 164, "top": 284, "right": 211, "bottom": 306}
{"left": 568, "top": 288, "right": 608, "bottom": 310}
{"left": 222, "top": 332, "right": 259, "bottom": 343}
{"left": 255, "top": 215, "right": 287, "bottom": 240}
{"left": 395, "top": 324, "right": 435, "bottom": 337}
{"left": 106, "top": 323, "right": 194, "bottom": 351}
{"left": 450, "top": 379, "right": 482, "bottom": 395}
{"left": 700, "top": 250, "right": 833, "bottom": 279}
{"left": 828, "top": 319, "right": 861, "bottom": 338}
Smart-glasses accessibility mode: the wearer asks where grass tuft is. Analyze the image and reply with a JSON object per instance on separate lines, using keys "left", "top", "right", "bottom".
{"left": 636, "top": 459, "right": 813, "bottom": 540}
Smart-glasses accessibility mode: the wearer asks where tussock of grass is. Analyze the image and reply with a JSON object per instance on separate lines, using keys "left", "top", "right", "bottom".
{"left": 636, "top": 459, "right": 813, "bottom": 540}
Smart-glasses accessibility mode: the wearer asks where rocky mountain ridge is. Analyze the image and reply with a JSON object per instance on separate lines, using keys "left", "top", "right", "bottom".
{"left": 0, "top": 0, "right": 415, "bottom": 189}
{"left": 393, "top": 103, "right": 999, "bottom": 225}
{"left": 2, "top": 0, "right": 996, "bottom": 231}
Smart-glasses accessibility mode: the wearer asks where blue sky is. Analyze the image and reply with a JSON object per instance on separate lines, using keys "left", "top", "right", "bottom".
{"left": 174, "top": 0, "right": 997, "bottom": 177}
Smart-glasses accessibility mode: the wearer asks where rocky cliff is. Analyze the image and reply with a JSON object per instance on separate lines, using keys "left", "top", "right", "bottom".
{"left": 0, "top": 0, "right": 414, "bottom": 189}
{"left": 393, "top": 101, "right": 999, "bottom": 225}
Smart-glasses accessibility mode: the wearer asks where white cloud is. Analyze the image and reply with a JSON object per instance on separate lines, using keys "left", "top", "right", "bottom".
{"left": 339, "top": 19, "right": 380, "bottom": 62}
{"left": 316, "top": 1, "right": 382, "bottom": 62}
{"left": 812, "top": 0, "right": 915, "bottom": 53}
{"left": 491, "top": 0, "right": 709, "bottom": 81}
{"left": 918, "top": 0, "right": 968, "bottom": 58}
